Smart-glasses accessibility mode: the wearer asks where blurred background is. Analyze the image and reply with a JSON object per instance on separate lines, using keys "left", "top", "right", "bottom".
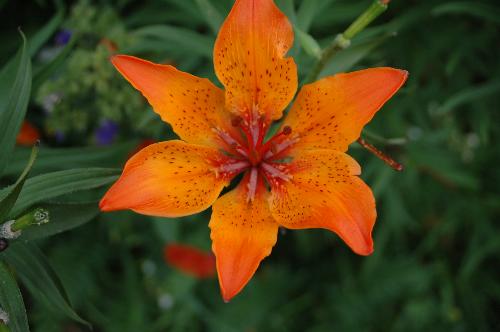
{"left": 0, "top": 0, "right": 499, "bottom": 331}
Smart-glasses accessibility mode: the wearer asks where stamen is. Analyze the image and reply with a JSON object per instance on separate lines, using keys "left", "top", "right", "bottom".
{"left": 231, "top": 116, "right": 243, "bottom": 127}
{"left": 263, "top": 137, "right": 299, "bottom": 160}
{"left": 357, "top": 137, "right": 404, "bottom": 171}
{"left": 247, "top": 167, "right": 259, "bottom": 202}
{"left": 261, "top": 162, "right": 292, "bottom": 181}
{"left": 219, "top": 161, "right": 251, "bottom": 173}
{"left": 212, "top": 127, "right": 248, "bottom": 158}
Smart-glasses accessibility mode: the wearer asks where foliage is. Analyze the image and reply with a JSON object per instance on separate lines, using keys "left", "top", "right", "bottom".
{"left": 0, "top": 0, "right": 499, "bottom": 331}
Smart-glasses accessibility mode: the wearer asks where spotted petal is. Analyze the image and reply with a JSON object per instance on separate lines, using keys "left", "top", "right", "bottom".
{"left": 214, "top": 0, "right": 297, "bottom": 122}
{"left": 269, "top": 149, "right": 376, "bottom": 255}
{"left": 100, "top": 140, "right": 228, "bottom": 217}
{"left": 209, "top": 178, "right": 278, "bottom": 301}
{"left": 283, "top": 67, "right": 408, "bottom": 152}
{"left": 112, "top": 55, "right": 234, "bottom": 148}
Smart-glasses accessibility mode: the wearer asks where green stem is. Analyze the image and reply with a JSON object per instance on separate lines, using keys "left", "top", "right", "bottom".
{"left": 11, "top": 208, "right": 49, "bottom": 232}
{"left": 303, "top": 0, "right": 389, "bottom": 84}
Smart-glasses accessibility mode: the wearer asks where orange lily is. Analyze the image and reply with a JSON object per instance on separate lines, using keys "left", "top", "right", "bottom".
{"left": 100, "top": 0, "right": 407, "bottom": 301}
{"left": 16, "top": 121, "right": 40, "bottom": 146}
{"left": 164, "top": 244, "right": 216, "bottom": 279}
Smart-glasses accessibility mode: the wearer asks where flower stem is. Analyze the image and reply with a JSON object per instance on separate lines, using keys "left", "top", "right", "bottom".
{"left": 303, "top": 0, "right": 389, "bottom": 84}
{"left": 357, "top": 137, "right": 403, "bottom": 171}
{"left": 11, "top": 208, "right": 49, "bottom": 232}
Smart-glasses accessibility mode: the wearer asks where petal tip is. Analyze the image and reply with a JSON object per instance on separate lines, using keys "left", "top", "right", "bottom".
{"left": 99, "top": 196, "right": 111, "bottom": 212}
{"left": 353, "top": 240, "right": 374, "bottom": 256}
{"left": 220, "top": 285, "right": 239, "bottom": 303}
{"left": 400, "top": 69, "right": 409, "bottom": 80}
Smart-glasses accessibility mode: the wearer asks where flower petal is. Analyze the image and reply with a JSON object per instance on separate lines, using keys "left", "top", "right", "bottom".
{"left": 214, "top": 0, "right": 297, "bottom": 122}
{"left": 100, "top": 140, "right": 228, "bottom": 217}
{"left": 209, "top": 179, "right": 278, "bottom": 301}
{"left": 283, "top": 68, "right": 408, "bottom": 152}
{"left": 111, "top": 55, "right": 233, "bottom": 148}
{"left": 269, "top": 149, "right": 376, "bottom": 255}
{"left": 164, "top": 244, "right": 216, "bottom": 279}
{"left": 16, "top": 121, "right": 40, "bottom": 146}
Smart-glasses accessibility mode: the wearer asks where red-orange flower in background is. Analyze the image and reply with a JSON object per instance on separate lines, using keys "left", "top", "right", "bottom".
{"left": 164, "top": 244, "right": 216, "bottom": 279}
{"left": 100, "top": 0, "right": 407, "bottom": 301}
{"left": 16, "top": 121, "right": 40, "bottom": 146}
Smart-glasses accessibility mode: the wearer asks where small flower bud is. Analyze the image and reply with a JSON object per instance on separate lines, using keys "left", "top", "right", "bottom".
{"left": 0, "top": 307, "right": 9, "bottom": 325}
{"left": 0, "top": 239, "right": 8, "bottom": 253}
{"left": 10, "top": 208, "right": 50, "bottom": 233}
{"left": 0, "top": 221, "right": 21, "bottom": 240}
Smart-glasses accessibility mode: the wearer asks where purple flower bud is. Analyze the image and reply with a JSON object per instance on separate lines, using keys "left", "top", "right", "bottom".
{"left": 55, "top": 29, "right": 72, "bottom": 45}
{"left": 54, "top": 130, "right": 65, "bottom": 143}
{"left": 95, "top": 120, "right": 119, "bottom": 146}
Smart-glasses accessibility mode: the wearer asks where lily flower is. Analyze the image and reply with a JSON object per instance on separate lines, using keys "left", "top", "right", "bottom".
{"left": 100, "top": 0, "right": 407, "bottom": 301}
{"left": 16, "top": 121, "right": 40, "bottom": 146}
{"left": 164, "top": 244, "right": 216, "bottom": 279}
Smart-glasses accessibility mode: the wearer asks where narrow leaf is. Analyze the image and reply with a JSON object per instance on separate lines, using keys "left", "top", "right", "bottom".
{"left": 0, "top": 261, "right": 29, "bottom": 332}
{"left": 132, "top": 25, "right": 213, "bottom": 58}
{"left": 32, "top": 37, "right": 75, "bottom": 93}
{"left": 194, "top": 0, "right": 224, "bottom": 34}
{"left": 19, "top": 202, "right": 99, "bottom": 241}
{"left": 4, "top": 141, "right": 136, "bottom": 177}
{"left": 0, "top": 143, "right": 38, "bottom": 221}
{"left": 321, "top": 34, "right": 389, "bottom": 76}
{"left": 28, "top": 9, "right": 64, "bottom": 56}
{"left": 296, "top": 28, "right": 322, "bottom": 59}
{"left": 2, "top": 243, "right": 90, "bottom": 327}
{"left": 0, "top": 168, "right": 120, "bottom": 219}
{"left": 0, "top": 31, "right": 32, "bottom": 177}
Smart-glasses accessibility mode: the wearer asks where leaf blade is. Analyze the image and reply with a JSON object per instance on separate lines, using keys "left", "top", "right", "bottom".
{"left": 0, "top": 261, "right": 29, "bottom": 332}
{"left": 0, "top": 31, "right": 32, "bottom": 177}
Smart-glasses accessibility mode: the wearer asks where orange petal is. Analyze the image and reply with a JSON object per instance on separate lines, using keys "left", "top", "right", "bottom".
{"left": 283, "top": 68, "right": 408, "bottom": 152}
{"left": 100, "top": 140, "right": 228, "bottom": 217}
{"left": 209, "top": 180, "right": 278, "bottom": 301}
{"left": 214, "top": 0, "right": 297, "bottom": 122}
{"left": 111, "top": 55, "right": 233, "bottom": 148}
{"left": 269, "top": 149, "right": 376, "bottom": 255}
{"left": 16, "top": 121, "right": 40, "bottom": 146}
{"left": 164, "top": 244, "right": 216, "bottom": 279}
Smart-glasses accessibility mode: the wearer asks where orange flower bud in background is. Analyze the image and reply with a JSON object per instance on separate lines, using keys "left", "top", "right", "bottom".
{"left": 164, "top": 244, "right": 216, "bottom": 279}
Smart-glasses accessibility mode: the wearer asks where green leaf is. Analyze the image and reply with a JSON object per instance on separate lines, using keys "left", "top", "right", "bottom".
{"left": 2, "top": 243, "right": 90, "bottom": 328}
{"left": 297, "top": 0, "right": 320, "bottom": 32}
{"left": 320, "top": 34, "right": 389, "bottom": 76}
{"left": 19, "top": 202, "right": 99, "bottom": 241}
{"left": 433, "top": 80, "right": 500, "bottom": 116}
{"left": 194, "top": 0, "right": 224, "bottom": 35}
{"left": 0, "top": 31, "right": 32, "bottom": 177}
{"left": 0, "top": 261, "right": 29, "bottom": 332}
{"left": 132, "top": 25, "right": 214, "bottom": 58}
{"left": 28, "top": 9, "right": 64, "bottom": 56}
{"left": 432, "top": 2, "right": 500, "bottom": 24}
{"left": 0, "top": 143, "right": 38, "bottom": 222}
{"left": 295, "top": 28, "right": 322, "bottom": 59}
{"left": 32, "top": 37, "right": 75, "bottom": 93}
{"left": 0, "top": 168, "right": 120, "bottom": 219}
{"left": 3, "top": 141, "right": 136, "bottom": 177}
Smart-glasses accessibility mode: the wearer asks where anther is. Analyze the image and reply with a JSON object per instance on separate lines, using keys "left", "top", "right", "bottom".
{"left": 231, "top": 116, "right": 243, "bottom": 127}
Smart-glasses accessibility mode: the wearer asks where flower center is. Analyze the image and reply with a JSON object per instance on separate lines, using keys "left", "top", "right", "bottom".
{"left": 212, "top": 108, "right": 297, "bottom": 201}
